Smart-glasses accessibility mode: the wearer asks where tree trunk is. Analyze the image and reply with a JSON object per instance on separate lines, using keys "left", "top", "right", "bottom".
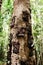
{"left": 7, "top": 0, "right": 37, "bottom": 65}
{"left": 0, "top": 0, "right": 2, "bottom": 10}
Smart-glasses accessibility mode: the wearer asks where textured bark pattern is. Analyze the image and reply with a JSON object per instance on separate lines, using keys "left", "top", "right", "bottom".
{"left": 7, "top": 0, "right": 36, "bottom": 65}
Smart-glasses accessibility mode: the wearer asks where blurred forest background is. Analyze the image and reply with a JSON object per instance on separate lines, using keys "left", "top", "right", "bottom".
{"left": 0, "top": 0, "right": 43, "bottom": 65}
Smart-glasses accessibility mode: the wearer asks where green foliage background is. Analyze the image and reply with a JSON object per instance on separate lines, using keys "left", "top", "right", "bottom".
{"left": 0, "top": 0, "right": 43, "bottom": 65}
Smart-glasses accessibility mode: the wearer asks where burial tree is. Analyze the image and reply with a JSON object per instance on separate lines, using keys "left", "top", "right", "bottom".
{"left": 7, "top": 0, "right": 37, "bottom": 65}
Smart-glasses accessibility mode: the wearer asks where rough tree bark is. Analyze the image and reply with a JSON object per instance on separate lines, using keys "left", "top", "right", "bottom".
{"left": 7, "top": 0, "right": 37, "bottom": 65}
